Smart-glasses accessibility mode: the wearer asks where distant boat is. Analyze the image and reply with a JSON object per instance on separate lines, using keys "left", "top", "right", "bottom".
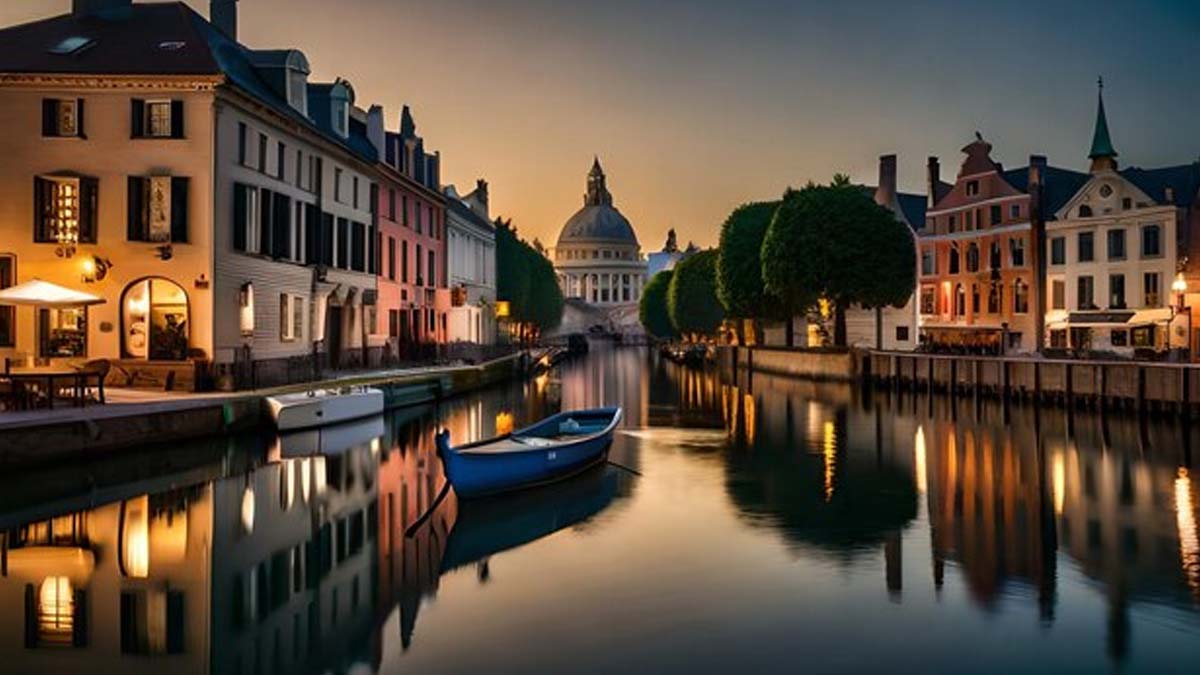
{"left": 437, "top": 407, "right": 622, "bottom": 498}
{"left": 440, "top": 464, "right": 620, "bottom": 573}
{"left": 265, "top": 387, "right": 385, "bottom": 431}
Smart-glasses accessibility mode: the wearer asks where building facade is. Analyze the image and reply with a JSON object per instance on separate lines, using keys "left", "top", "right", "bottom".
{"left": 1045, "top": 84, "right": 1200, "bottom": 356}
{"left": 367, "top": 104, "right": 449, "bottom": 356}
{"left": 0, "top": 0, "right": 380, "bottom": 388}
{"left": 444, "top": 180, "right": 497, "bottom": 344}
{"left": 917, "top": 135, "right": 1086, "bottom": 354}
{"left": 553, "top": 159, "right": 647, "bottom": 307}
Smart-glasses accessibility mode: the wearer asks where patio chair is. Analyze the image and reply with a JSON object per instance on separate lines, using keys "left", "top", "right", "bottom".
{"left": 78, "top": 358, "right": 110, "bottom": 404}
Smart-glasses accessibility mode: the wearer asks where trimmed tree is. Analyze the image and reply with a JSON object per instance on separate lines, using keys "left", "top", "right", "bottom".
{"left": 762, "top": 178, "right": 915, "bottom": 346}
{"left": 496, "top": 218, "right": 564, "bottom": 340}
{"left": 716, "top": 200, "right": 781, "bottom": 344}
{"left": 667, "top": 249, "right": 724, "bottom": 339}
{"left": 639, "top": 269, "right": 677, "bottom": 340}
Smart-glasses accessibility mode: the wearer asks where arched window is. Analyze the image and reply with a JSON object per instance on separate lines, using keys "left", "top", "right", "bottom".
{"left": 988, "top": 283, "right": 1002, "bottom": 314}
{"left": 989, "top": 242, "right": 1002, "bottom": 270}
{"left": 949, "top": 246, "right": 960, "bottom": 274}
{"left": 1013, "top": 279, "right": 1029, "bottom": 314}
{"left": 966, "top": 244, "right": 980, "bottom": 272}
{"left": 1078, "top": 205, "right": 1093, "bottom": 218}
{"left": 121, "top": 277, "right": 190, "bottom": 360}
{"left": 954, "top": 284, "right": 966, "bottom": 316}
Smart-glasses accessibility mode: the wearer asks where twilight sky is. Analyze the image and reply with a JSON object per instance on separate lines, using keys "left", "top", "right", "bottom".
{"left": 4, "top": 1, "right": 1199, "bottom": 250}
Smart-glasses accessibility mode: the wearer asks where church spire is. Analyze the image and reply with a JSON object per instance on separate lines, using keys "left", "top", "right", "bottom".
{"left": 1088, "top": 77, "right": 1118, "bottom": 172}
{"left": 584, "top": 156, "right": 612, "bottom": 207}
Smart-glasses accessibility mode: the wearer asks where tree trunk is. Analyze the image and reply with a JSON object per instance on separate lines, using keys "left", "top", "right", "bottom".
{"left": 735, "top": 319, "right": 746, "bottom": 346}
{"left": 834, "top": 304, "right": 847, "bottom": 347}
{"left": 785, "top": 315, "right": 795, "bottom": 348}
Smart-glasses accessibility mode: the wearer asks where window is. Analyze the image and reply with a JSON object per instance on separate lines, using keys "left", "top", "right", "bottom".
{"left": 280, "top": 294, "right": 304, "bottom": 341}
{"left": 965, "top": 244, "right": 979, "bottom": 272}
{"left": 1008, "top": 332, "right": 1023, "bottom": 350}
{"left": 334, "top": 168, "right": 343, "bottom": 203}
{"left": 987, "top": 284, "right": 1001, "bottom": 314}
{"left": 989, "top": 242, "right": 1002, "bottom": 270}
{"left": 1010, "top": 204, "right": 1020, "bottom": 219}
{"left": 277, "top": 142, "right": 286, "bottom": 179}
{"left": 990, "top": 205, "right": 1001, "bottom": 225}
{"left": 336, "top": 218, "right": 349, "bottom": 269}
{"left": 1111, "top": 329, "right": 1128, "bottom": 347}
{"left": 1051, "top": 279, "right": 1065, "bottom": 310}
{"left": 388, "top": 188, "right": 396, "bottom": 220}
{"left": 1109, "top": 274, "right": 1126, "bottom": 309}
{"left": 1106, "top": 229, "right": 1126, "bottom": 260}
{"left": 351, "top": 222, "right": 365, "bottom": 272}
{"left": 402, "top": 195, "right": 409, "bottom": 226}
{"left": 131, "top": 99, "right": 182, "bottom": 139}
{"left": 121, "top": 589, "right": 184, "bottom": 654}
{"left": 42, "top": 98, "right": 84, "bottom": 137}
{"left": 1078, "top": 232, "right": 1094, "bottom": 262}
{"left": 127, "top": 176, "right": 189, "bottom": 243}
{"left": 1144, "top": 272, "right": 1160, "bottom": 307}
{"left": 415, "top": 203, "right": 422, "bottom": 234}
{"left": 920, "top": 249, "right": 936, "bottom": 276}
{"left": 1078, "top": 205, "right": 1093, "bottom": 218}
{"left": 1078, "top": 276, "right": 1096, "bottom": 310}
{"left": 232, "top": 183, "right": 262, "bottom": 253}
{"left": 401, "top": 240, "right": 409, "bottom": 282}
{"left": 895, "top": 326, "right": 909, "bottom": 342}
{"left": 39, "top": 307, "right": 87, "bottom": 357}
{"left": 387, "top": 236, "right": 396, "bottom": 280}
{"left": 33, "top": 576, "right": 78, "bottom": 647}
{"left": 1050, "top": 237, "right": 1066, "bottom": 265}
{"left": 954, "top": 284, "right": 965, "bottom": 315}
{"left": 1122, "top": 197, "right": 1132, "bottom": 210}
{"left": 966, "top": 180, "right": 979, "bottom": 196}
{"left": 1009, "top": 237, "right": 1025, "bottom": 267}
{"left": 948, "top": 246, "right": 960, "bottom": 274}
{"left": 971, "top": 284, "right": 980, "bottom": 313}
{"left": 352, "top": 176, "right": 359, "bottom": 209}
{"left": 121, "top": 278, "right": 189, "bottom": 360}
{"left": 1131, "top": 325, "right": 1155, "bottom": 348}
{"left": 34, "top": 175, "right": 98, "bottom": 246}
{"left": 964, "top": 210, "right": 974, "bottom": 230}
{"left": 0, "top": 256, "right": 14, "bottom": 347}
{"left": 292, "top": 201, "right": 308, "bottom": 262}
{"left": 257, "top": 133, "right": 267, "bottom": 173}
{"left": 237, "top": 122, "right": 247, "bottom": 165}
{"left": 1013, "top": 279, "right": 1028, "bottom": 314}
{"left": 416, "top": 243, "right": 423, "bottom": 285}
{"left": 428, "top": 249, "right": 436, "bottom": 287}
{"left": 296, "top": 149, "right": 304, "bottom": 188}
{"left": 1141, "top": 224, "right": 1162, "bottom": 257}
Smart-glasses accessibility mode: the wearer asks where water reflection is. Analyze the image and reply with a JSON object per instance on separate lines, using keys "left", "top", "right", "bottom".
{"left": 0, "top": 346, "right": 1199, "bottom": 673}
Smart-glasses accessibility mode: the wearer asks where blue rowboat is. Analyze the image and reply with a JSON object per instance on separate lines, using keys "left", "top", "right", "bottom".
{"left": 437, "top": 407, "right": 623, "bottom": 498}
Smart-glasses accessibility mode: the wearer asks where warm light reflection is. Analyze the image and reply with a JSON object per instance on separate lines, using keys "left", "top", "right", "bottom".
{"left": 914, "top": 425, "right": 927, "bottom": 494}
{"left": 1053, "top": 452, "right": 1066, "bottom": 516}
{"left": 496, "top": 411, "right": 514, "bottom": 436}
{"left": 743, "top": 394, "right": 756, "bottom": 446}
{"left": 283, "top": 460, "right": 296, "bottom": 509}
{"left": 1174, "top": 467, "right": 1200, "bottom": 599}
{"left": 822, "top": 421, "right": 836, "bottom": 502}
{"left": 123, "top": 495, "right": 149, "bottom": 578}
{"left": 535, "top": 372, "right": 549, "bottom": 394}
{"left": 241, "top": 485, "right": 255, "bottom": 534}
{"left": 300, "top": 458, "right": 312, "bottom": 503}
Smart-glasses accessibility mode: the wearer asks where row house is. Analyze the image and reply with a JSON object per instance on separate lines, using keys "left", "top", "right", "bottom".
{"left": 366, "top": 105, "right": 449, "bottom": 353}
{"left": 916, "top": 135, "right": 1087, "bottom": 354}
{"left": 1045, "top": 83, "right": 1200, "bottom": 356}
{"left": 444, "top": 180, "right": 497, "bottom": 345}
{"left": 0, "top": 0, "right": 379, "bottom": 389}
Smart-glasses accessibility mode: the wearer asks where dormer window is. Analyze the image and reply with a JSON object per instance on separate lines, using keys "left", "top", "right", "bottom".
{"left": 332, "top": 99, "right": 348, "bottom": 137}
{"left": 966, "top": 180, "right": 979, "bottom": 196}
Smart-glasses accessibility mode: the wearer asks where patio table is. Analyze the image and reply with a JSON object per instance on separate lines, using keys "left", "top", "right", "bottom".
{"left": 5, "top": 369, "right": 100, "bottom": 408}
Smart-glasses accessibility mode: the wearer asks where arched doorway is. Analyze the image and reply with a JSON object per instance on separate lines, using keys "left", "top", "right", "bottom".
{"left": 121, "top": 277, "right": 189, "bottom": 360}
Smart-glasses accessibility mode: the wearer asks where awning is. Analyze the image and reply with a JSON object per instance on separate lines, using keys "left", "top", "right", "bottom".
{"left": 0, "top": 278, "right": 105, "bottom": 307}
{"left": 1064, "top": 308, "right": 1172, "bottom": 327}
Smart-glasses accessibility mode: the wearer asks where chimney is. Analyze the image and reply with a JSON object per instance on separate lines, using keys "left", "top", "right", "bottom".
{"left": 875, "top": 154, "right": 897, "bottom": 208}
{"left": 211, "top": 0, "right": 238, "bottom": 41}
{"left": 73, "top": 0, "right": 131, "bottom": 15}
{"left": 472, "top": 179, "right": 490, "bottom": 219}
{"left": 1165, "top": 186, "right": 1175, "bottom": 204}
{"left": 926, "top": 156, "right": 941, "bottom": 209}
{"left": 366, "top": 105, "right": 385, "bottom": 157}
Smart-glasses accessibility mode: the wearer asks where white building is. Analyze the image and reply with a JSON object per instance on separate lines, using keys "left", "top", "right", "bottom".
{"left": 1044, "top": 83, "right": 1199, "bottom": 356}
{"left": 553, "top": 159, "right": 647, "bottom": 306}
{"left": 444, "top": 180, "right": 496, "bottom": 344}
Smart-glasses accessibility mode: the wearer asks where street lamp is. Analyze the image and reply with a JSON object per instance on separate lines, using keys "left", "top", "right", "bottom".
{"left": 1172, "top": 273, "right": 1191, "bottom": 362}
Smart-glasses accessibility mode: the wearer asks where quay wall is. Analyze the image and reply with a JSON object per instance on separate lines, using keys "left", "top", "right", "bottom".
{"left": 726, "top": 346, "right": 857, "bottom": 381}
{"left": 0, "top": 351, "right": 530, "bottom": 468}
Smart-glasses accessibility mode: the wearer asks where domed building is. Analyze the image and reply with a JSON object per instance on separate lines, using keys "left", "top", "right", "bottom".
{"left": 554, "top": 159, "right": 647, "bottom": 306}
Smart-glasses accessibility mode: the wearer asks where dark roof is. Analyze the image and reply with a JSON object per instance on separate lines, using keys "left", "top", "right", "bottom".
{"left": 0, "top": 3, "right": 376, "bottom": 164}
{"left": 1121, "top": 163, "right": 1200, "bottom": 207}
{"left": 1089, "top": 90, "right": 1118, "bottom": 160}
{"left": 896, "top": 192, "right": 927, "bottom": 227}
{"left": 0, "top": 3, "right": 218, "bottom": 75}
{"left": 446, "top": 195, "right": 495, "bottom": 233}
{"left": 1002, "top": 165, "right": 1090, "bottom": 217}
{"left": 557, "top": 205, "right": 639, "bottom": 246}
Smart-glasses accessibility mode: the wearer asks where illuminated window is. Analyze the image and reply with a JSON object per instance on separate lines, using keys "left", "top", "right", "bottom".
{"left": 120, "top": 495, "right": 150, "bottom": 578}
{"left": 121, "top": 278, "right": 189, "bottom": 360}
{"left": 42, "top": 98, "right": 82, "bottom": 137}
{"left": 34, "top": 175, "right": 98, "bottom": 251}
{"left": 38, "top": 307, "right": 87, "bottom": 358}
{"left": 37, "top": 577, "right": 75, "bottom": 646}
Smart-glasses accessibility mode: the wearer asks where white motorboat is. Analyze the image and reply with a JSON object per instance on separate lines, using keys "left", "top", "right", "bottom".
{"left": 265, "top": 386, "right": 385, "bottom": 431}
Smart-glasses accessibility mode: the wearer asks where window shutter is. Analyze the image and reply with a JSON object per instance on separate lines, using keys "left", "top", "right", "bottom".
{"left": 166, "top": 591, "right": 185, "bottom": 654}
{"left": 79, "top": 176, "right": 98, "bottom": 243}
{"left": 42, "top": 99, "right": 58, "bottom": 137}
{"left": 76, "top": 98, "right": 85, "bottom": 137}
{"left": 170, "top": 100, "right": 184, "bottom": 138}
{"left": 33, "top": 177, "right": 51, "bottom": 242}
{"left": 72, "top": 589, "right": 88, "bottom": 647}
{"left": 337, "top": 218, "right": 349, "bottom": 270}
{"left": 127, "top": 176, "right": 146, "bottom": 241}
{"left": 273, "top": 192, "right": 291, "bottom": 259}
{"left": 321, "top": 213, "right": 334, "bottom": 266}
{"left": 233, "top": 183, "right": 248, "bottom": 251}
{"left": 130, "top": 98, "right": 145, "bottom": 138}
{"left": 305, "top": 203, "right": 319, "bottom": 263}
{"left": 170, "top": 176, "right": 189, "bottom": 243}
{"left": 260, "top": 188, "right": 274, "bottom": 257}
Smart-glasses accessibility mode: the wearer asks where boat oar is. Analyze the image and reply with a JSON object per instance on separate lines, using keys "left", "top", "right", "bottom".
{"left": 404, "top": 480, "right": 452, "bottom": 539}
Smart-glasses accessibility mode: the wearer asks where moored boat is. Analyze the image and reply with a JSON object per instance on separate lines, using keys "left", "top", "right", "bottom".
{"left": 437, "top": 407, "right": 622, "bottom": 498}
{"left": 265, "top": 386, "right": 384, "bottom": 431}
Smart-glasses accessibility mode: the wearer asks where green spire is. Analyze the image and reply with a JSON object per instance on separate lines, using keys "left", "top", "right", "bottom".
{"left": 1088, "top": 77, "right": 1117, "bottom": 160}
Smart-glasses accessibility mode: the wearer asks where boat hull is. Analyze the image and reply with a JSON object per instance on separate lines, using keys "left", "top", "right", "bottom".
{"left": 266, "top": 388, "right": 385, "bottom": 431}
{"left": 439, "top": 407, "right": 621, "bottom": 499}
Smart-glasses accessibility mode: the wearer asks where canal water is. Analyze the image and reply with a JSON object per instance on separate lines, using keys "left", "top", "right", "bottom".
{"left": 2, "top": 344, "right": 1200, "bottom": 674}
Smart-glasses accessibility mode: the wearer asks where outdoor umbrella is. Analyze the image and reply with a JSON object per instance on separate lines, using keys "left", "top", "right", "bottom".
{"left": 0, "top": 278, "right": 105, "bottom": 307}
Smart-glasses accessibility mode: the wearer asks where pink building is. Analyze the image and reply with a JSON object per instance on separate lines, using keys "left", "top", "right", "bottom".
{"left": 367, "top": 105, "right": 449, "bottom": 355}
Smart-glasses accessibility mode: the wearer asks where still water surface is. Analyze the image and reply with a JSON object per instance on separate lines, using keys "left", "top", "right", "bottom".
{"left": 2, "top": 345, "right": 1200, "bottom": 674}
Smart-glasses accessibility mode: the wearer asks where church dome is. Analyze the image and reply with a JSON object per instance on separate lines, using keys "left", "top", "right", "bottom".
{"left": 555, "top": 158, "right": 640, "bottom": 247}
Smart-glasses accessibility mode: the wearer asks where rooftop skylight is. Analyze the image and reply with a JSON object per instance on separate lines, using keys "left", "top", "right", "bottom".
{"left": 47, "top": 36, "right": 95, "bottom": 55}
